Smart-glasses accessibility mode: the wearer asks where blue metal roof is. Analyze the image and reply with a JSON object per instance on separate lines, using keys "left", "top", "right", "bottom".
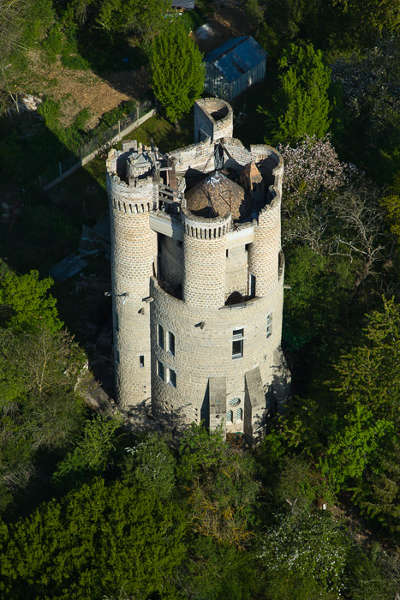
{"left": 205, "top": 36, "right": 267, "bottom": 83}
{"left": 171, "top": 0, "right": 195, "bottom": 8}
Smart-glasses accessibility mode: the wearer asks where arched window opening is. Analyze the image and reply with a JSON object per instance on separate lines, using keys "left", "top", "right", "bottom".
{"left": 229, "top": 398, "right": 241, "bottom": 407}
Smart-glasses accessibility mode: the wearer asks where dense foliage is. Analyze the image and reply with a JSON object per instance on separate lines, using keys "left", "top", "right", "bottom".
{"left": 260, "top": 43, "right": 331, "bottom": 145}
{"left": 149, "top": 20, "right": 204, "bottom": 123}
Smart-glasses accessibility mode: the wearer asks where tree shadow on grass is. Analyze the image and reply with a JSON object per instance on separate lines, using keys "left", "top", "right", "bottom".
{"left": 74, "top": 27, "right": 151, "bottom": 102}
{"left": 0, "top": 112, "right": 115, "bottom": 400}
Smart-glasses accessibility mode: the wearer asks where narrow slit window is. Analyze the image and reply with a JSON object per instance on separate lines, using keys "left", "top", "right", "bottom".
{"left": 168, "top": 368, "right": 176, "bottom": 388}
{"left": 226, "top": 410, "right": 233, "bottom": 422}
{"left": 236, "top": 407, "right": 243, "bottom": 421}
{"left": 232, "top": 328, "right": 244, "bottom": 359}
{"left": 266, "top": 313, "right": 272, "bottom": 338}
{"left": 158, "top": 360, "right": 164, "bottom": 381}
{"left": 139, "top": 355, "right": 144, "bottom": 368}
{"left": 158, "top": 324, "right": 164, "bottom": 349}
{"left": 168, "top": 331, "right": 175, "bottom": 356}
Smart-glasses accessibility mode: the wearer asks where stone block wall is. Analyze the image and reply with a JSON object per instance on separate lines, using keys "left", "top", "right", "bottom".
{"left": 169, "top": 139, "right": 215, "bottom": 175}
{"left": 225, "top": 245, "right": 249, "bottom": 300}
{"left": 108, "top": 167, "right": 158, "bottom": 408}
{"left": 183, "top": 212, "right": 231, "bottom": 309}
{"left": 194, "top": 98, "right": 233, "bottom": 142}
{"left": 150, "top": 276, "right": 284, "bottom": 433}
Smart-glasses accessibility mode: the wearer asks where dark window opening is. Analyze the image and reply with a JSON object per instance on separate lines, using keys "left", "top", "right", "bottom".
{"left": 139, "top": 355, "right": 144, "bottom": 368}
{"left": 169, "top": 368, "right": 176, "bottom": 387}
{"left": 168, "top": 331, "right": 175, "bottom": 355}
{"left": 232, "top": 339, "right": 243, "bottom": 358}
{"left": 158, "top": 360, "right": 164, "bottom": 381}
{"left": 232, "top": 328, "right": 244, "bottom": 359}
{"left": 158, "top": 324, "right": 164, "bottom": 349}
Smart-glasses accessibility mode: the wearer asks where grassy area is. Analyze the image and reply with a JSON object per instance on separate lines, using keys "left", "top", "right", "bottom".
{"left": 50, "top": 112, "right": 193, "bottom": 197}
{"left": 119, "top": 113, "right": 193, "bottom": 152}
{"left": 0, "top": 109, "right": 193, "bottom": 277}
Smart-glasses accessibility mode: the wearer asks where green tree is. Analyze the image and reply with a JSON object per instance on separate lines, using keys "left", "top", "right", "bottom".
{"left": 353, "top": 436, "right": 400, "bottom": 533}
{"left": 149, "top": 20, "right": 204, "bottom": 124}
{"left": 53, "top": 414, "right": 122, "bottom": 488}
{"left": 320, "top": 298, "right": 400, "bottom": 507}
{"left": 332, "top": 0, "right": 400, "bottom": 48}
{"left": 320, "top": 403, "right": 393, "bottom": 492}
{"left": 381, "top": 173, "right": 400, "bottom": 244}
{"left": 0, "top": 477, "right": 187, "bottom": 599}
{"left": 332, "top": 297, "right": 400, "bottom": 422}
{"left": 262, "top": 43, "right": 331, "bottom": 145}
{"left": 0, "top": 260, "right": 62, "bottom": 333}
{"left": 124, "top": 433, "right": 176, "bottom": 500}
{"left": 260, "top": 507, "right": 349, "bottom": 599}
{"left": 185, "top": 536, "right": 261, "bottom": 600}
{"left": 177, "top": 425, "right": 259, "bottom": 547}
{"left": 0, "top": 327, "right": 85, "bottom": 511}
{"left": 96, "top": 0, "right": 170, "bottom": 41}
{"left": 0, "top": 0, "right": 54, "bottom": 112}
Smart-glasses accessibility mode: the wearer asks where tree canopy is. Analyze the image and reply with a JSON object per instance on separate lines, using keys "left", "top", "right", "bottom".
{"left": 149, "top": 20, "right": 204, "bottom": 123}
{"left": 262, "top": 42, "right": 331, "bottom": 145}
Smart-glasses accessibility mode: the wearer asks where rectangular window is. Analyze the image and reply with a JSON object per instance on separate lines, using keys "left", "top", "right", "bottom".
{"left": 168, "top": 331, "right": 175, "bottom": 356}
{"left": 158, "top": 324, "right": 164, "bottom": 349}
{"left": 157, "top": 360, "right": 164, "bottom": 381}
{"left": 115, "top": 312, "right": 119, "bottom": 332}
{"left": 266, "top": 313, "right": 272, "bottom": 338}
{"left": 139, "top": 355, "right": 144, "bottom": 368}
{"left": 249, "top": 273, "right": 256, "bottom": 297}
{"left": 232, "top": 328, "right": 244, "bottom": 359}
{"left": 168, "top": 368, "right": 176, "bottom": 388}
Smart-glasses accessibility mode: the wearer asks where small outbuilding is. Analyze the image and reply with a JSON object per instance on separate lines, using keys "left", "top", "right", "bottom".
{"left": 171, "top": 0, "right": 195, "bottom": 10}
{"left": 204, "top": 36, "right": 267, "bottom": 101}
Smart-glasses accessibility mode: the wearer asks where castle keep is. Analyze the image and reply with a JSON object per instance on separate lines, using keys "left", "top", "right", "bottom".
{"left": 106, "top": 98, "right": 288, "bottom": 437}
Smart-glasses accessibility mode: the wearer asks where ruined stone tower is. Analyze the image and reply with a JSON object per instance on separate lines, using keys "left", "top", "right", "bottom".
{"left": 106, "top": 98, "right": 289, "bottom": 437}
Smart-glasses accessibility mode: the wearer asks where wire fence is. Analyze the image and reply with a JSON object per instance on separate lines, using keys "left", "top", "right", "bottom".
{"left": 39, "top": 99, "right": 154, "bottom": 190}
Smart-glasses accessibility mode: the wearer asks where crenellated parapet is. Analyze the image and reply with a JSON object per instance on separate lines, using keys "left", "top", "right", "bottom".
{"left": 182, "top": 210, "right": 232, "bottom": 239}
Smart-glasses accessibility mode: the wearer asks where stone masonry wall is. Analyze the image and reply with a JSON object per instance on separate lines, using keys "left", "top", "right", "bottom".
{"left": 194, "top": 98, "right": 233, "bottom": 142}
{"left": 225, "top": 245, "right": 249, "bottom": 300}
{"left": 183, "top": 212, "right": 231, "bottom": 309}
{"left": 108, "top": 169, "right": 157, "bottom": 408}
{"left": 248, "top": 146, "right": 284, "bottom": 298}
{"left": 150, "top": 276, "right": 284, "bottom": 431}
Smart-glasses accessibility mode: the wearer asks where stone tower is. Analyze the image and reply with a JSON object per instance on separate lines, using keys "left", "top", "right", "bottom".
{"left": 107, "top": 98, "right": 289, "bottom": 437}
